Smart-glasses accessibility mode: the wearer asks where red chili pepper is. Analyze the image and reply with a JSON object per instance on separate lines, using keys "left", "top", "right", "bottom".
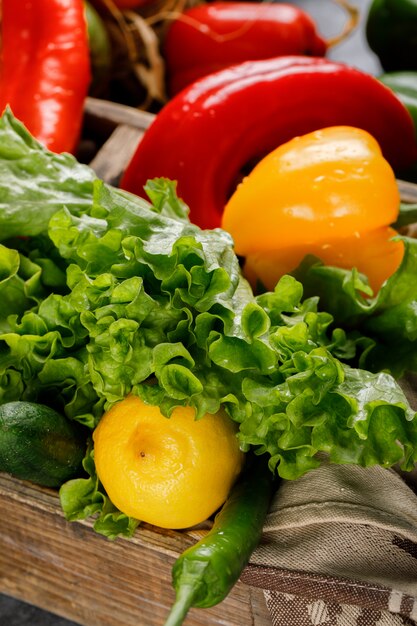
{"left": 0, "top": 0, "right": 91, "bottom": 154}
{"left": 164, "top": 2, "right": 327, "bottom": 95}
{"left": 120, "top": 56, "right": 417, "bottom": 230}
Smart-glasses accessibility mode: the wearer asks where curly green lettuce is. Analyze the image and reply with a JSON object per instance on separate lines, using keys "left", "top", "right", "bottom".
{"left": 293, "top": 235, "right": 417, "bottom": 377}
{"left": 1, "top": 109, "right": 417, "bottom": 538}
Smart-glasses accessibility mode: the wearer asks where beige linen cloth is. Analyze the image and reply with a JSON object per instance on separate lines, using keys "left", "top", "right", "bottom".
{"left": 240, "top": 375, "right": 417, "bottom": 626}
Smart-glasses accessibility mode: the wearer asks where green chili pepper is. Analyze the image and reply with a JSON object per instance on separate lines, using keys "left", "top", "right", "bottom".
{"left": 163, "top": 455, "right": 276, "bottom": 626}
{"left": 366, "top": 0, "right": 417, "bottom": 72}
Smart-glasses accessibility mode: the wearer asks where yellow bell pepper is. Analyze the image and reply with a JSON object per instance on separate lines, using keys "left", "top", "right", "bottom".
{"left": 221, "top": 126, "right": 404, "bottom": 292}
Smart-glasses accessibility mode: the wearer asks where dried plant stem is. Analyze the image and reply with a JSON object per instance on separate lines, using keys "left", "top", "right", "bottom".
{"left": 125, "top": 10, "right": 167, "bottom": 107}
{"left": 326, "top": 0, "right": 360, "bottom": 48}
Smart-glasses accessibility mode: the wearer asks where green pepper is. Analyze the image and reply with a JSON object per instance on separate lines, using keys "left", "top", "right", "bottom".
{"left": 378, "top": 71, "right": 417, "bottom": 182}
{"left": 366, "top": 0, "right": 417, "bottom": 71}
{"left": 163, "top": 455, "right": 276, "bottom": 626}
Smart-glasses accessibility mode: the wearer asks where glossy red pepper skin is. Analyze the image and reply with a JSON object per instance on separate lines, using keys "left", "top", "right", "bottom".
{"left": 0, "top": 0, "right": 91, "bottom": 154}
{"left": 164, "top": 2, "right": 327, "bottom": 95}
{"left": 121, "top": 56, "right": 417, "bottom": 231}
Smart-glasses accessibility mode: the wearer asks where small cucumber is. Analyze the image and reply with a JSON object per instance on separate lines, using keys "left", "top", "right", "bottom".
{"left": 0, "top": 401, "right": 87, "bottom": 488}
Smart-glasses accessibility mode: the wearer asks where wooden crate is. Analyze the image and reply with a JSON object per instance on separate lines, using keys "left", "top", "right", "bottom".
{"left": 1, "top": 97, "right": 417, "bottom": 626}
{"left": 0, "top": 474, "right": 270, "bottom": 626}
{"left": 81, "top": 97, "right": 155, "bottom": 186}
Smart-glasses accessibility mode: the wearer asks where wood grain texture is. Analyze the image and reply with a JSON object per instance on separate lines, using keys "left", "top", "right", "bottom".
{"left": 82, "top": 98, "right": 152, "bottom": 186}
{"left": 84, "top": 98, "right": 155, "bottom": 131}
{"left": 88, "top": 124, "right": 145, "bottom": 186}
{"left": 0, "top": 474, "right": 271, "bottom": 626}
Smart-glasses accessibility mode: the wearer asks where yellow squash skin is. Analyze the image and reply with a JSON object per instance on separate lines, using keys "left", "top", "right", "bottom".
{"left": 93, "top": 395, "right": 245, "bottom": 529}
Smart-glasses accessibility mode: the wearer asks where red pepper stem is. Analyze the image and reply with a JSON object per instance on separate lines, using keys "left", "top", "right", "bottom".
{"left": 325, "top": 0, "right": 360, "bottom": 48}
{"left": 163, "top": 584, "right": 197, "bottom": 626}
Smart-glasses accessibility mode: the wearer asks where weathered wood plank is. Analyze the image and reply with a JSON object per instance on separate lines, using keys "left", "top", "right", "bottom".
{"left": 88, "top": 124, "right": 145, "bottom": 186}
{"left": 398, "top": 179, "right": 417, "bottom": 204}
{"left": 0, "top": 474, "right": 271, "bottom": 626}
{"left": 84, "top": 97, "right": 155, "bottom": 132}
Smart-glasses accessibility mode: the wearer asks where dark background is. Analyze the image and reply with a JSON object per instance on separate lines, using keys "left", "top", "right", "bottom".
{"left": 0, "top": 0, "right": 381, "bottom": 624}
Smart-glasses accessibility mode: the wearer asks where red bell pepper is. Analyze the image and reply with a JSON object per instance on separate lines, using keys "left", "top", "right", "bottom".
{"left": 0, "top": 0, "right": 91, "bottom": 154}
{"left": 120, "top": 56, "right": 417, "bottom": 231}
{"left": 163, "top": 2, "right": 328, "bottom": 95}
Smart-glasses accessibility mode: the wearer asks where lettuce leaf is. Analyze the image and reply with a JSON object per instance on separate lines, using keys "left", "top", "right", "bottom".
{"left": 59, "top": 445, "right": 139, "bottom": 539}
{"left": 0, "top": 109, "right": 98, "bottom": 240}
{"left": 293, "top": 236, "right": 417, "bottom": 377}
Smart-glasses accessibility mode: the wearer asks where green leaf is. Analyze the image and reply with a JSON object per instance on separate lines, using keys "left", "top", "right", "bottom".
{"left": 395, "top": 203, "right": 417, "bottom": 228}
{"left": 293, "top": 237, "right": 417, "bottom": 377}
{"left": 143, "top": 177, "right": 190, "bottom": 221}
{"left": 0, "top": 109, "right": 96, "bottom": 240}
